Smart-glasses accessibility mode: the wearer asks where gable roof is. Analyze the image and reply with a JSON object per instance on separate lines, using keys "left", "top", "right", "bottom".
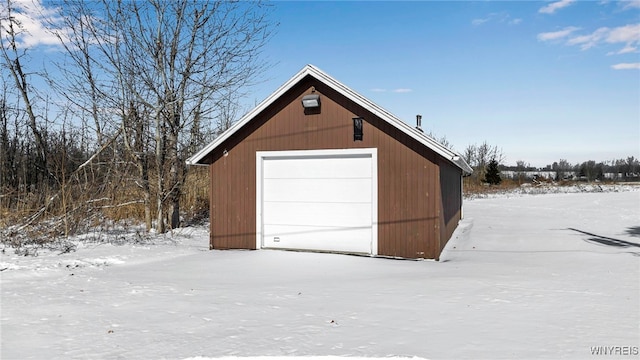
{"left": 186, "top": 64, "right": 472, "bottom": 174}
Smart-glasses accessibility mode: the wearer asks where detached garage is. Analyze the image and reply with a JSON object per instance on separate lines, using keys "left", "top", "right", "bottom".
{"left": 187, "top": 65, "right": 471, "bottom": 260}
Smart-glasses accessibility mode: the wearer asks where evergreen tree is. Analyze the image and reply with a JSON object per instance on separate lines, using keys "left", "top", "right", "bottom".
{"left": 484, "top": 157, "right": 502, "bottom": 185}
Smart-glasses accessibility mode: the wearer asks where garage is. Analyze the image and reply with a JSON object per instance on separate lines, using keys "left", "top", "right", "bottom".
{"left": 187, "top": 65, "right": 471, "bottom": 259}
{"left": 256, "top": 149, "right": 378, "bottom": 255}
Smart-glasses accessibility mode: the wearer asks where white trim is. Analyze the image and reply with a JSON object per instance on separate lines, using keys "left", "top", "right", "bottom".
{"left": 460, "top": 174, "right": 464, "bottom": 220}
{"left": 256, "top": 151, "right": 264, "bottom": 249}
{"left": 187, "top": 64, "right": 471, "bottom": 174}
{"left": 255, "top": 148, "right": 378, "bottom": 256}
{"left": 188, "top": 66, "right": 312, "bottom": 166}
{"left": 370, "top": 149, "right": 378, "bottom": 256}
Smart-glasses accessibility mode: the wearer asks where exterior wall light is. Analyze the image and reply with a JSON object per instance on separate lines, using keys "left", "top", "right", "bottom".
{"left": 301, "top": 94, "right": 320, "bottom": 108}
{"left": 353, "top": 117, "right": 363, "bottom": 141}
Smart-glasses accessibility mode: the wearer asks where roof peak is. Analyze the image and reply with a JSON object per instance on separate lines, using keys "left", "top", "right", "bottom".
{"left": 186, "top": 64, "right": 471, "bottom": 174}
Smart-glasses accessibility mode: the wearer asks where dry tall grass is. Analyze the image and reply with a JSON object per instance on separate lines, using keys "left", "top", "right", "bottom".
{"left": 0, "top": 166, "right": 210, "bottom": 241}
{"left": 463, "top": 177, "right": 520, "bottom": 196}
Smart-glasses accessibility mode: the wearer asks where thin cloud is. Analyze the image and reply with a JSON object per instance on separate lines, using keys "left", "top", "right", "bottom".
{"left": 0, "top": 0, "right": 68, "bottom": 48}
{"left": 622, "top": 0, "right": 640, "bottom": 10}
{"left": 472, "top": 12, "right": 522, "bottom": 26}
{"left": 566, "top": 27, "right": 610, "bottom": 50}
{"left": 472, "top": 18, "right": 490, "bottom": 26}
{"left": 603, "top": 0, "right": 640, "bottom": 10}
{"left": 619, "top": 45, "right": 638, "bottom": 53}
{"left": 566, "top": 24, "right": 640, "bottom": 51}
{"left": 537, "top": 26, "right": 580, "bottom": 41}
{"left": 370, "top": 88, "right": 386, "bottom": 93}
{"left": 540, "top": 24, "right": 640, "bottom": 54}
{"left": 539, "top": 0, "right": 576, "bottom": 14}
{"left": 606, "top": 44, "right": 638, "bottom": 55}
{"left": 611, "top": 62, "right": 640, "bottom": 69}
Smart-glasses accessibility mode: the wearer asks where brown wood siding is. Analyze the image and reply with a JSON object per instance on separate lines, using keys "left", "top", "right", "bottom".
{"left": 438, "top": 159, "right": 463, "bottom": 257}
{"left": 206, "top": 75, "right": 461, "bottom": 259}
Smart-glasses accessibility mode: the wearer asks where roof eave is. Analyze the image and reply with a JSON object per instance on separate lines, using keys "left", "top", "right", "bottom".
{"left": 309, "top": 65, "right": 468, "bottom": 172}
{"left": 186, "top": 66, "right": 314, "bottom": 165}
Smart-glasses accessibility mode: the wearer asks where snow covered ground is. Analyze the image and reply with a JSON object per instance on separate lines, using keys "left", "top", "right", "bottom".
{"left": 464, "top": 182, "right": 640, "bottom": 199}
{"left": 1, "top": 189, "right": 639, "bottom": 359}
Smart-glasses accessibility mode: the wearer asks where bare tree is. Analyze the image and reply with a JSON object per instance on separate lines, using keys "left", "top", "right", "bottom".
{"left": 552, "top": 159, "right": 572, "bottom": 181}
{"left": 0, "top": 0, "right": 48, "bottom": 185}
{"left": 52, "top": 0, "right": 274, "bottom": 232}
{"left": 0, "top": 82, "right": 18, "bottom": 206}
{"left": 427, "top": 131, "right": 452, "bottom": 149}
{"left": 627, "top": 156, "right": 638, "bottom": 177}
{"left": 121, "top": 101, "right": 153, "bottom": 231}
{"left": 213, "top": 89, "right": 246, "bottom": 137}
{"left": 515, "top": 160, "right": 529, "bottom": 183}
{"left": 463, "top": 141, "right": 504, "bottom": 184}
{"left": 47, "top": 0, "right": 112, "bottom": 147}
{"left": 462, "top": 143, "right": 476, "bottom": 168}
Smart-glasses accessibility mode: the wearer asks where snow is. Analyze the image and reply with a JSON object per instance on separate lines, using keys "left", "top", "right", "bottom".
{"left": 464, "top": 182, "right": 640, "bottom": 199}
{"left": 1, "top": 190, "right": 639, "bottom": 359}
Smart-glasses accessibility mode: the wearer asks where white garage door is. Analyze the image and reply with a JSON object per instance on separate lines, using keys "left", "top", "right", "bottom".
{"left": 257, "top": 149, "right": 377, "bottom": 255}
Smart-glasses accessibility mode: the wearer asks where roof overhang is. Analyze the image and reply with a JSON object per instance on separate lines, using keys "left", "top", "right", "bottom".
{"left": 186, "top": 64, "right": 472, "bottom": 174}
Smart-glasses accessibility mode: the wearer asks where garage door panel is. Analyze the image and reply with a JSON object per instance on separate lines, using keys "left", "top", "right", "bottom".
{"left": 263, "top": 225, "right": 371, "bottom": 254}
{"left": 263, "top": 178, "right": 372, "bottom": 203}
{"left": 263, "top": 201, "right": 372, "bottom": 228}
{"left": 263, "top": 156, "right": 372, "bottom": 179}
{"left": 259, "top": 150, "right": 376, "bottom": 255}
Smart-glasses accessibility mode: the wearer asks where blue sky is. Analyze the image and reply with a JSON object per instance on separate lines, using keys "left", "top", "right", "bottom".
{"left": 250, "top": 0, "right": 640, "bottom": 167}
{"left": 5, "top": 0, "right": 640, "bottom": 167}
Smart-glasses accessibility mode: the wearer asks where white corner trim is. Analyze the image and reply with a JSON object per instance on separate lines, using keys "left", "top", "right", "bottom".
{"left": 370, "top": 149, "right": 378, "bottom": 256}
{"left": 255, "top": 151, "right": 264, "bottom": 250}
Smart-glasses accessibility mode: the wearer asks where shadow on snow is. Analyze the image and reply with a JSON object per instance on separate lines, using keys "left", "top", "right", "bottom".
{"left": 568, "top": 227, "right": 640, "bottom": 251}
{"left": 625, "top": 226, "right": 640, "bottom": 238}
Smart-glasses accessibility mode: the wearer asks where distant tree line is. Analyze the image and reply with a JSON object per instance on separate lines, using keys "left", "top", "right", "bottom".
{"left": 430, "top": 135, "right": 638, "bottom": 186}
{"left": 501, "top": 157, "right": 640, "bottom": 182}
